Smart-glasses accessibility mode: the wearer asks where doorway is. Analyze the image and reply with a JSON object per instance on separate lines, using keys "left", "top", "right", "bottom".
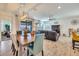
{"left": 1, "top": 20, "right": 11, "bottom": 41}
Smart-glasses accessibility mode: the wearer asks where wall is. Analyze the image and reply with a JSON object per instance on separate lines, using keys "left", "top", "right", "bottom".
{"left": 40, "top": 19, "right": 61, "bottom": 31}
{"left": 0, "top": 11, "right": 13, "bottom": 41}
{"left": 40, "top": 17, "right": 79, "bottom": 36}
{"left": 0, "top": 20, "right": 1, "bottom": 42}
{"left": 1, "top": 20, "right": 11, "bottom": 32}
{"left": 0, "top": 19, "right": 12, "bottom": 41}
{"left": 60, "top": 18, "right": 79, "bottom": 36}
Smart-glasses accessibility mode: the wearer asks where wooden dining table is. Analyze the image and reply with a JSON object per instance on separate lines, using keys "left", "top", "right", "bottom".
{"left": 17, "top": 33, "right": 35, "bottom": 56}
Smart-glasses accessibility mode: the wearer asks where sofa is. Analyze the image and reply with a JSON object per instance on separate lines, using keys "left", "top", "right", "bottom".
{"left": 38, "top": 25, "right": 60, "bottom": 41}
{"left": 45, "top": 31, "right": 59, "bottom": 41}
{"left": 36, "top": 25, "right": 60, "bottom": 41}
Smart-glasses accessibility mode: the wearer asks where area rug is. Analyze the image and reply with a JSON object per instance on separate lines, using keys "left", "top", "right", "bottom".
{"left": 1, "top": 36, "right": 79, "bottom": 56}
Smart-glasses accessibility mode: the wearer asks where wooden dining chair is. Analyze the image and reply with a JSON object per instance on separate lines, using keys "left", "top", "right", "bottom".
{"left": 17, "top": 31, "right": 22, "bottom": 36}
{"left": 72, "top": 31, "right": 79, "bottom": 49}
{"left": 31, "top": 31, "right": 35, "bottom": 37}
{"left": 11, "top": 34, "right": 19, "bottom": 56}
{"left": 27, "top": 34, "right": 44, "bottom": 56}
{"left": 24, "top": 30, "right": 27, "bottom": 39}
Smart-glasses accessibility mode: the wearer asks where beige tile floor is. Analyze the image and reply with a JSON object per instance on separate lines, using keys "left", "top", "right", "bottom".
{"left": 0, "top": 36, "right": 79, "bottom": 56}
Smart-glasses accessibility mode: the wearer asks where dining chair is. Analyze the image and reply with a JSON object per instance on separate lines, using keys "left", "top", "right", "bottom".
{"left": 72, "top": 31, "right": 79, "bottom": 49}
{"left": 17, "top": 31, "right": 22, "bottom": 36}
{"left": 11, "top": 34, "right": 19, "bottom": 56}
{"left": 24, "top": 30, "right": 27, "bottom": 39}
{"left": 27, "top": 34, "right": 44, "bottom": 56}
{"left": 31, "top": 31, "right": 35, "bottom": 37}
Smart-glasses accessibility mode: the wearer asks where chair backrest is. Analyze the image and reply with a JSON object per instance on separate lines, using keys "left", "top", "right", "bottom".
{"left": 17, "top": 31, "right": 22, "bottom": 35}
{"left": 33, "top": 34, "right": 44, "bottom": 54}
{"left": 72, "top": 31, "right": 79, "bottom": 40}
{"left": 31, "top": 31, "right": 35, "bottom": 37}
{"left": 10, "top": 34, "right": 18, "bottom": 50}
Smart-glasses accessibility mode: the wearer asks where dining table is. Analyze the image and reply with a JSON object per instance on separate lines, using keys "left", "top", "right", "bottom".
{"left": 17, "top": 33, "right": 35, "bottom": 56}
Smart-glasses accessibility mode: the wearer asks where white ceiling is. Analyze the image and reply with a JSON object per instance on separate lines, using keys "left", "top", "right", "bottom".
{"left": 0, "top": 3, "right": 79, "bottom": 20}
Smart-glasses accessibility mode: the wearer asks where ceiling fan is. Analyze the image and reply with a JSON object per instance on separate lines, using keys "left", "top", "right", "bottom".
{"left": 48, "top": 15, "right": 56, "bottom": 20}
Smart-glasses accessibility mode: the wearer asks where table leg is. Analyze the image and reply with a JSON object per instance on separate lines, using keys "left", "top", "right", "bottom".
{"left": 27, "top": 49, "right": 29, "bottom": 56}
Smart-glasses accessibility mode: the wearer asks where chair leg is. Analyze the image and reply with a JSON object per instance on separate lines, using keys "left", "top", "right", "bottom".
{"left": 27, "top": 49, "right": 34, "bottom": 56}
{"left": 11, "top": 44, "right": 16, "bottom": 56}
{"left": 11, "top": 43, "right": 14, "bottom": 52}
{"left": 27, "top": 49, "right": 29, "bottom": 56}
{"left": 42, "top": 50, "right": 44, "bottom": 56}
{"left": 30, "top": 54, "right": 34, "bottom": 56}
{"left": 72, "top": 40, "right": 75, "bottom": 50}
{"left": 13, "top": 50, "right": 15, "bottom": 55}
{"left": 17, "top": 40, "right": 19, "bottom": 47}
{"left": 16, "top": 50, "right": 18, "bottom": 56}
{"left": 11, "top": 44, "right": 13, "bottom": 49}
{"left": 24, "top": 48, "right": 26, "bottom": 50}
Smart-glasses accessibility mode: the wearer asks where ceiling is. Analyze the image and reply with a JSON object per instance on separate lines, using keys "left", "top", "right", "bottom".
{"left": 0, "top": 3, "right": 79, "bottom": 20}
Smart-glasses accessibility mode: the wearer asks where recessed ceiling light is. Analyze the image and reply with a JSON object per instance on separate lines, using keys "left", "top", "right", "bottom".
{"left": 58, "top": 6, "right": 61, "bottom": 9}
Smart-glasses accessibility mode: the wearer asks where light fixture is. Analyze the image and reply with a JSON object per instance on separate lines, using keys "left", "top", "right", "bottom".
{"left": 15, "top": 4, "right": 28, "bottom": 20}
{"left": 20, "top": 15, "right": 27, "bottom": 20}
{"left": 16, "top": 4, "right": 40, "bottom": 20}
{"left": 58, "top": 5, "right": 61, "bottom": 9}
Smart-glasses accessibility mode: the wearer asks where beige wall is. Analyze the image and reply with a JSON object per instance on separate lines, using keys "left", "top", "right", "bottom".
{"left": 0, "top": 14, "right": 12, "bottom": 41}
{"left": 41, "top": 17, "right": 79, "bottom": 36}
{"left": 11, "top": 16, "right": 19, "bottom": 34}
{"left": 0, "top": 20, "right": 1, "bottom": 42}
